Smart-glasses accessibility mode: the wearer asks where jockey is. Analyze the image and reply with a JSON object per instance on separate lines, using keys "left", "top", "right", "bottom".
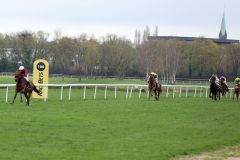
{"left": 234, "top": 77, "right": 240, "bottom": 86}
{"left": 18, "top": 65, "right": 30, "bottom": 87}
{"left": 209, "top": 74, "right": 219, "bottom": 84}
{"left": 220, "top": 75, "right": 227, "bottom": 85}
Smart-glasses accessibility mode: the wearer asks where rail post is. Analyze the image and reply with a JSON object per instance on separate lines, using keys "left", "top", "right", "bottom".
{"left": 206, "top": 87, "right": 208, "bottom": 98}
{"left": 115, "top": 87, "right": 117, "bottom": 99}
{"left": 179, "top": 87, "right": 182, "bottom": 97}
{"left": 173, "top": 87, "right": 175, "bottom": 98}
{"left": 5, "top": 87, "right": 9, "bottom": 103}
{"left": 139, "top": 87, "right": 142, "bottom": 98}
{"left": 129, "top": 86, "right": 133, "bottom": 99}
{"left": 94, "top": 86, "right": 97, "bottom": 99}
{"left": 186, "top": 87, "right": 188, "bottom": 97}
{"left": 68, "top": 86, "right": 72, "bottom": 100}
{"left": 60, "top": 86, "right": 63, "bottom": 100}
{"left": 104, "top": 86, "right": 107, "bottom": 99}
{"left": 126, "top": 86, "right": 129, "bottom": 99}
{"left": 44, "top": 86, "right": 47, "bottom": 102}
{"left": 166, "top": 86, "right": 169, "bottom": 98}
{"left": 83, "top": 86, "right": 86, "bottom": 100}
{"left": 200, "top": 87, "right": 202, "bottom": 98}
{"left": 194, "top": 88, "right": 197, "bottom": 97}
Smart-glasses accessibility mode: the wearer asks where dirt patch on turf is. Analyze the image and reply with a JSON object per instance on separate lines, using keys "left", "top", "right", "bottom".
{"left": 173, "top": 145, "right": 240, "bottom": 160}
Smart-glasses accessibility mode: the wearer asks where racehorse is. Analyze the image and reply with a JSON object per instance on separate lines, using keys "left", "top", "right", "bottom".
{"left": 11, "top": 70, "right": 40, "bottom": 106}
{"left": 148, "top": 74, "right": 162, "bottom": 100}
{"left": 220, "top": 80, "right": 229, "bottom": 96}
{"left": 209, "top": 75, "right": 222, "bottom": 101}
{"left": 233, "top": 84, "right": 240, "bottom": 100}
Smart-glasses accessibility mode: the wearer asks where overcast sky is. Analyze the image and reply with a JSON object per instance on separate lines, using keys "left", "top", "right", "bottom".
{"left": 0, "top": 0, "right": 239, "bottom": 41}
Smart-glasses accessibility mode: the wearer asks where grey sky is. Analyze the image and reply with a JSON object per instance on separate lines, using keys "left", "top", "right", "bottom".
{"left": 0, "top": 0, "right": 239, "bottom": 41}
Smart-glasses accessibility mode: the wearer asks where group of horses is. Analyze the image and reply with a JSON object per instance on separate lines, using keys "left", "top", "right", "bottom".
{"left": 148, "top": 74, "right": 240, "bottom": 101}
{"left": 9, "top": 71, "right": 239, "bottom": 105}
{"left": 209, "top": 75, "right": 240, "bottom": 101}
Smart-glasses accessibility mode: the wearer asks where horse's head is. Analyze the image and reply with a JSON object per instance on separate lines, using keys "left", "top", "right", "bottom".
{"left": 210, "top": 75, "right": 216, "bottom": 84}
{"left": 14, "top": 70, "right": 22, "bottom": 82}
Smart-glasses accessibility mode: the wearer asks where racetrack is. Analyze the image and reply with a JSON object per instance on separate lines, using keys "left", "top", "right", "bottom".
{"left": 0, "top": 94, "right": 240, "bottom": 160}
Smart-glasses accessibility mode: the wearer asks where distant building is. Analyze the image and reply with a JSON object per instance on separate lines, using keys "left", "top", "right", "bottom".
{"left": 148, "top": 12, "right": 239, "bottom": 45}
{"left": 219, "top": 11, "right": 227, "bottom": 40}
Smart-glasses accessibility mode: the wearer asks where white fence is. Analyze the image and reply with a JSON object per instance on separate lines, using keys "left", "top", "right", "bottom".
{"left": 0, "top": 84, "right": 235, "bottom": 103}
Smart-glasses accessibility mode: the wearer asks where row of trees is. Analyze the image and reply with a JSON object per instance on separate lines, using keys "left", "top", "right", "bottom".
{"left": 0, "top": 30, "right": 240, "bottom": 81}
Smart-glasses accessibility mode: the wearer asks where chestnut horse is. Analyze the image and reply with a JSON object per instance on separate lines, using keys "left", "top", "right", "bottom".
{"left": 148, "top": 74, "right": 162, "bottom": 100}
{"left": 233, "top": 84, "right": 240, "bottom": 100}
{"left": 11, "top": 70, "right": 40, "bottom": 106}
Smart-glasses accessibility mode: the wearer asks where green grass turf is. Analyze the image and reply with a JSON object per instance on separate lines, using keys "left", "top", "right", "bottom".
{"left": 0, "top": 87, "right": 240, "bottom": 160}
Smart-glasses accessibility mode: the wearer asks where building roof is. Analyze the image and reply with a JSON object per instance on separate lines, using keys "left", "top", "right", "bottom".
{"left": 148, "top": 36, "right": 239, "bottom": 45}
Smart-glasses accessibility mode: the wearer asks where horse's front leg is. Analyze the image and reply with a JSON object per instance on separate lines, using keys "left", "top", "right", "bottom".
{"left": 209, "top": 91, "right": 212, "bottom": 98}
{"left": 154, "top": 90, "right": 158, "bottom": 100}
{"left": 10, "top": 91, "right": 18, "bottom": 104}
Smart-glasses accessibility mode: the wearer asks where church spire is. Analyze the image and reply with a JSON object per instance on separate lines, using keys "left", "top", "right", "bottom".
{"left": 219, "top": 11, "right": 227, "bottom": 39}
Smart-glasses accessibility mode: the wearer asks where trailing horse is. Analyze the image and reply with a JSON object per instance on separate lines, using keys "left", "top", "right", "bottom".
{"left": 148, "top": 74, "right": 162, "bottom": 100}
{"left": 209, "top": 75, "right": 222, "bottom": 101}
{"left": 233, "top": 84, "right": 240, "bottom": 100}
{"left": 220, "top": 80, "right": 229, "bottom": 97}
{"left": 11, "top": 70, "right": 40, "bottom": 106}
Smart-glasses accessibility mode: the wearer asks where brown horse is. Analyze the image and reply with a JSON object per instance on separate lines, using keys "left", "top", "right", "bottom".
{"left": 233, "top": 84, "right": 240, "bottom": 100}
{"left": 148, "top": 74, "right": 162, "bottom": 100}
{"left": 11, "top": 70, "right": 40, "bottom": 106}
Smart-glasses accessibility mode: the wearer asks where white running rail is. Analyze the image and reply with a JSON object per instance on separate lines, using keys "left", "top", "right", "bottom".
{"left": 0, "top": 84, "right": 234, "bottom": 103}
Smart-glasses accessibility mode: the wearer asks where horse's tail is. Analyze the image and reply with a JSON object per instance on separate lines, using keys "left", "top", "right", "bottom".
{"left": 33, "top": 86, "right": 40, "bottom": 94}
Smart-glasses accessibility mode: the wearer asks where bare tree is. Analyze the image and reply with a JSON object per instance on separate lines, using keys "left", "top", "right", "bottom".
{"left": 153, "top": 25, "right": 159, "bottom": 36}
{"left": 134, "top": 29, "right": 141, "bottom": 48}
{"left": 142, "top": 25, "right": 150, "bottom": 42}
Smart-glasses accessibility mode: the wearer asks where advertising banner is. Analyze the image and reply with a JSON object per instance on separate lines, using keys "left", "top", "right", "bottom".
{"left": 32, "top": 59, "right": 49, "bottom": 99}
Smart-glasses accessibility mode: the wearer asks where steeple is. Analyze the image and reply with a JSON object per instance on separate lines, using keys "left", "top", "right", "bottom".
{"left": 219, "top": 11, "right": 227, "bottom": 39}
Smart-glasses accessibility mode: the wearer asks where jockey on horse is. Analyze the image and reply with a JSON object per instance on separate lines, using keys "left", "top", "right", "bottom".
{"left": 11, "top": 65, "right": 40, "bottom": 105}
{"left": 147, "top": 72, "right": 159, "bottom": 88}
{"left": 209, "top": 74, "right": 221, "bottom": 100}
{"left": 18, "top": 65, "right": 30, "bottom": 89}
{"left": 219, "top": 75, "right": 227, "bottom": 85}
{"left": 233, "top": 76, "right": 240, "bottom": 100}
{"left": 219, "top": 75, "right": 229, "bottom": 96}
{"left": 234, "top": 77, "right": 240, "bottom": 86}
{"left": 147, "top": 71, "right": 161, "bottom": 100}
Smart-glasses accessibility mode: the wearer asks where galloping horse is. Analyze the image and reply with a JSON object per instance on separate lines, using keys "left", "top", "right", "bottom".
{"left": 148, "top": 74, "right": 162, "bottom": 100}
{"left": 11, "top": 70, "right": 40, "bottom": 106}
{"left": 233, "top": 84, "right": 240, "bottom": 100}
{"left": 220, "top": 80, "right": 229, "bottom": 96}
{"left": 209, "top": 75, "right": 221, "bottom": 101}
